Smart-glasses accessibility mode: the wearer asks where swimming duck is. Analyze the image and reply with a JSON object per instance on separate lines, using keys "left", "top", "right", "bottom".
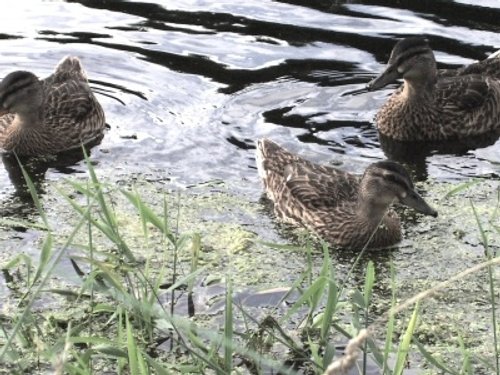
{"left": 367, "top": 37, "right": 500, "bottom": 141}
{"left": 256, "top": 139, "right": 437, "bottom": 249}
{"left": 0, "top": 56, "right": 106, "bottom": 156}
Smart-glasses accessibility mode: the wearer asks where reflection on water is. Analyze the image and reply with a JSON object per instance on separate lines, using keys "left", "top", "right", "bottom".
{"left": 0, "top": 140, "right": 105, "bottom": 226}
{"left": 0, "top": 0, "right": 499, "bottom": 202}
{"left": 380, "top": 131, "right": 500, "bottom": 180}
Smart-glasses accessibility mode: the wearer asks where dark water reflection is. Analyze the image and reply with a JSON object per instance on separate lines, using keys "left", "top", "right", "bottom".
{"left": 0, "top": 0, "right": 499, "bottom": 200}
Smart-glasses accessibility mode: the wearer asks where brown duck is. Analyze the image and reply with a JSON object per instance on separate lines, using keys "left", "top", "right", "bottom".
{"left": 368, "top": 37, "right": 500, "bottom": 141}
{"left": 256, "top": 139, "right": 437, "bottom": 249}
{"left": 0, "top": 56, "right": 106, "bottom": 155}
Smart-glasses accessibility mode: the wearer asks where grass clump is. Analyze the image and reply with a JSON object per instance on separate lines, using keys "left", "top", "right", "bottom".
{"left": 0, "top": 159, "right": 498, "bottom": 374}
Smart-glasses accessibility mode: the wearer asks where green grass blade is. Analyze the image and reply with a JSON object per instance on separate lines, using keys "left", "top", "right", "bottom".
{"left": 224, "top": 279, "right": 233, "bottom": 373}
{"left": 441, "top": 179, "right": 481, "bottom": 199}
{"left": 414, "top": 339, "right": 459, "bottom": 374}
{"left": 382, "top": 263, "right": 396, "bottom": 374}
{"left": 363, "top": 261, "right": 375, "bottom": 306}
{"left": 393, "top": 303, "right": 419, "bottom": 375}
{"left": 15, "top": 154, "right": 50, "bottom": 228}
{"left": 321, "top": 265, "right": 338, "bottom": 341}
{"left": 61, "top": 186, "right": 137, "bottom": 262}
{"left": 470, "top": 199, "right": 500, "bottom": 374}
{"left": 138, "top": 350, "right": 148, "bottom": 375}
{"left": 308, "top": 337, "right": 321, "bottom": 368}
{"left": 83, "top": 150, "right": 118, "bottom": 229}
{"left": 0, "top": 218, "right": 47, "bottom": 231}
{"left": 280, "top": 276, "right": 327, "bottom": 324}
{"left": 459, "top": 346, "right": 472, "bottom": 375}
{"left": 126, "top": 312, "right": 140, "bottom": 375}
{"left": 33, "top": 233, "right": 53, "bottom": 284}
{"left": 2, "top": 254, "right": 33, "bottom": 283}
{"left": 322, "top": 342, "right": 336, "bottom": 371}
{"left": 121, "top": 189, "right": 165, "bottom": 232}
{"left": 70, "top": 256, "right": 126, "bottom": 293}
{"left": 143, "top": 353, "right": 172, "bottom": 375}
{"left": 0, "top": 195, "right": 96, "bottom": 361}
{"left": 93, "top": 345, "right": 128, "bottom": 358}
{"left": 365, "top": 337, "right": 385, "bottom": 371}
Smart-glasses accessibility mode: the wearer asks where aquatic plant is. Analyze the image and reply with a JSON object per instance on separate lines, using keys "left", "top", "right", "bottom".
{"left": 0, "top": 158, "right": 498, "bottom": 374}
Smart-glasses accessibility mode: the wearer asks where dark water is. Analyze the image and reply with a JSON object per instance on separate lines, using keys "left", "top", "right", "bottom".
{"left": 1, "top": 0, "right": 499, "bottom": 203}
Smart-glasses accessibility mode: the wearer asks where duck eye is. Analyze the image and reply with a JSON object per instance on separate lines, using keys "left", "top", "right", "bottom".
{"left": 383, "top": 173, "right": 408, "bottom": 189}
{"left": 384, "top": 173, "right": 398, "bottom": 183}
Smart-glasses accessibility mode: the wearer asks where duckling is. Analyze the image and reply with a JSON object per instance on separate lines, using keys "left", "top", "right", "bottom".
{"left": 368, "top": 37, "right": 500, "bottom": 141}
{"left": 0, "top": 56, "right": 105, "bottom": 155}
{"left": 256, "top": 139, "right": 437, "bottom": 249}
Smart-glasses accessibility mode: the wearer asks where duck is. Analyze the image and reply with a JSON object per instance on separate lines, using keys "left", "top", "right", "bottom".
{"left": 367, "top": 37, "right": 500, "bottom": 141}
{"left": 0, "top": 56, "right": 106, "bottom": 156}
{"left": 256, "top": 139, "right": 437, "bottom": 249}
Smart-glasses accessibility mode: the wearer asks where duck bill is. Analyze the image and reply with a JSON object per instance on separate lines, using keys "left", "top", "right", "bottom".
{"left": 400, "top": 190, "right": 438, "bottom": 217}
{"left": 367, "top": 64, "right": 400, "bottom": 91}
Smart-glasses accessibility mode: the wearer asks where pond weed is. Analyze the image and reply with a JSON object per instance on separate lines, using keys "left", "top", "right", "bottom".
{"left": 0, "top": 159, "right": 499, "bottom": 374}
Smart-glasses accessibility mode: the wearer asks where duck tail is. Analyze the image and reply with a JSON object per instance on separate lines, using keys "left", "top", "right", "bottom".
{"left": 255, "top": 138, "right": 271, "bottom": 182}
{"left": 256, "top": 138, "right": 300, "bottom": 180}
{"left": 488, "top": 47, "right": 500, "bottom": 60}
{"left": 55, "top": 56, "right": 88, "bottom": 81}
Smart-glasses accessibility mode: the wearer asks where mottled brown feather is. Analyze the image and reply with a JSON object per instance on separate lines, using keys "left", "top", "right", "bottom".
{"left": 0, "top": 56, "right": 105, "bottom": 155}
{"left": 373, "top": 38, "right": 500, "bottom": 141}
{"left": 256, "top": 139, "right": 436, "bottom": 249}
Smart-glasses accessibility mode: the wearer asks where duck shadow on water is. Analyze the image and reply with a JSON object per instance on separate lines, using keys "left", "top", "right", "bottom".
{"left": 0, "top": 140, "right": 102, "bottom": 220}
{"left": 379, "top": 130, "right": 500, "bottom": 181}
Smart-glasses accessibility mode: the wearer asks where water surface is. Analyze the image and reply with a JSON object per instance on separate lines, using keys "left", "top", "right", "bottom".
{"left": 1, "top": 0, "right": 499, "bottom": 199}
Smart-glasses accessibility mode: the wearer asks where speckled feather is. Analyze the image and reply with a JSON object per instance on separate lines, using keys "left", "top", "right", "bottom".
{"left": 256, "top": 139, "right": 407, "bottom": 249}
{"left": 0, "top": 56, "right": 105, "bottom": 155}
{"left": 374, "top": 38, "right": 500, "bottom": 141}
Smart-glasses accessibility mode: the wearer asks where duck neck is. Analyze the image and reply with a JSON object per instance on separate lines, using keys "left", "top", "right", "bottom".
{"left": 12, "top": 109, "right": 42, "bottom": 129}
{"left": 356, "top": 199, "right": 392, "bottom": 229}
{"left": 402, "top": 77, "right": 436, "bottom": 102}
{"left": 356, "top": 199, "right": 401, "bottom": 248}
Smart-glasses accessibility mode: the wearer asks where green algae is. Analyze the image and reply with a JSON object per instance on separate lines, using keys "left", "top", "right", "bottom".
{"left": 386, "top": 179, "right": 500, "bottom": 373}
{"left": 0, "top": 174, "right": 499, "bottom": 373}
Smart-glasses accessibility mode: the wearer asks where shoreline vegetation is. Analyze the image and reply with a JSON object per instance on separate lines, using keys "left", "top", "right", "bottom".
{"left": 0, "top": 158, "right": 498, "bottom": 374}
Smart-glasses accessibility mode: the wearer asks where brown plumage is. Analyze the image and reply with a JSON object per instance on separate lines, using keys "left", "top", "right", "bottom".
{"left": 368, "top": 37, "right": 500, "bottom": 141}
{"left": 0, "top": 56, "right": 105, "bottom": 155}
{"left": 256, "top": 139, "right": 437, "bottom": 249}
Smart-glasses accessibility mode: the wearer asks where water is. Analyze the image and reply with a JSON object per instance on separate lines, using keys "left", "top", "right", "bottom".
{"left": 1, "top": 0, "right": 499, "bottom": 202}
{"left": 0, "top": 0, "right": 499, "bottom": 371}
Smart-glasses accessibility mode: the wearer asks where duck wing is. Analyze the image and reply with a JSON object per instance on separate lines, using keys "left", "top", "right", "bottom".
{"left": 284, "top": 162, "right": 359, "bottom": 210}
{"left": 45, "top": 80, "right": 95, "bottom": 121}
{"left": 40, "top": 78, "right": 104, "bottom": 152}
{"left": 457, "top": 57, "right": 500, "bottom": 80}
{"left": 438, "top": 54, "right": 500, "bottom": 80}
{"left": 437, "top": 75, "right": 492, "bottom": 111}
